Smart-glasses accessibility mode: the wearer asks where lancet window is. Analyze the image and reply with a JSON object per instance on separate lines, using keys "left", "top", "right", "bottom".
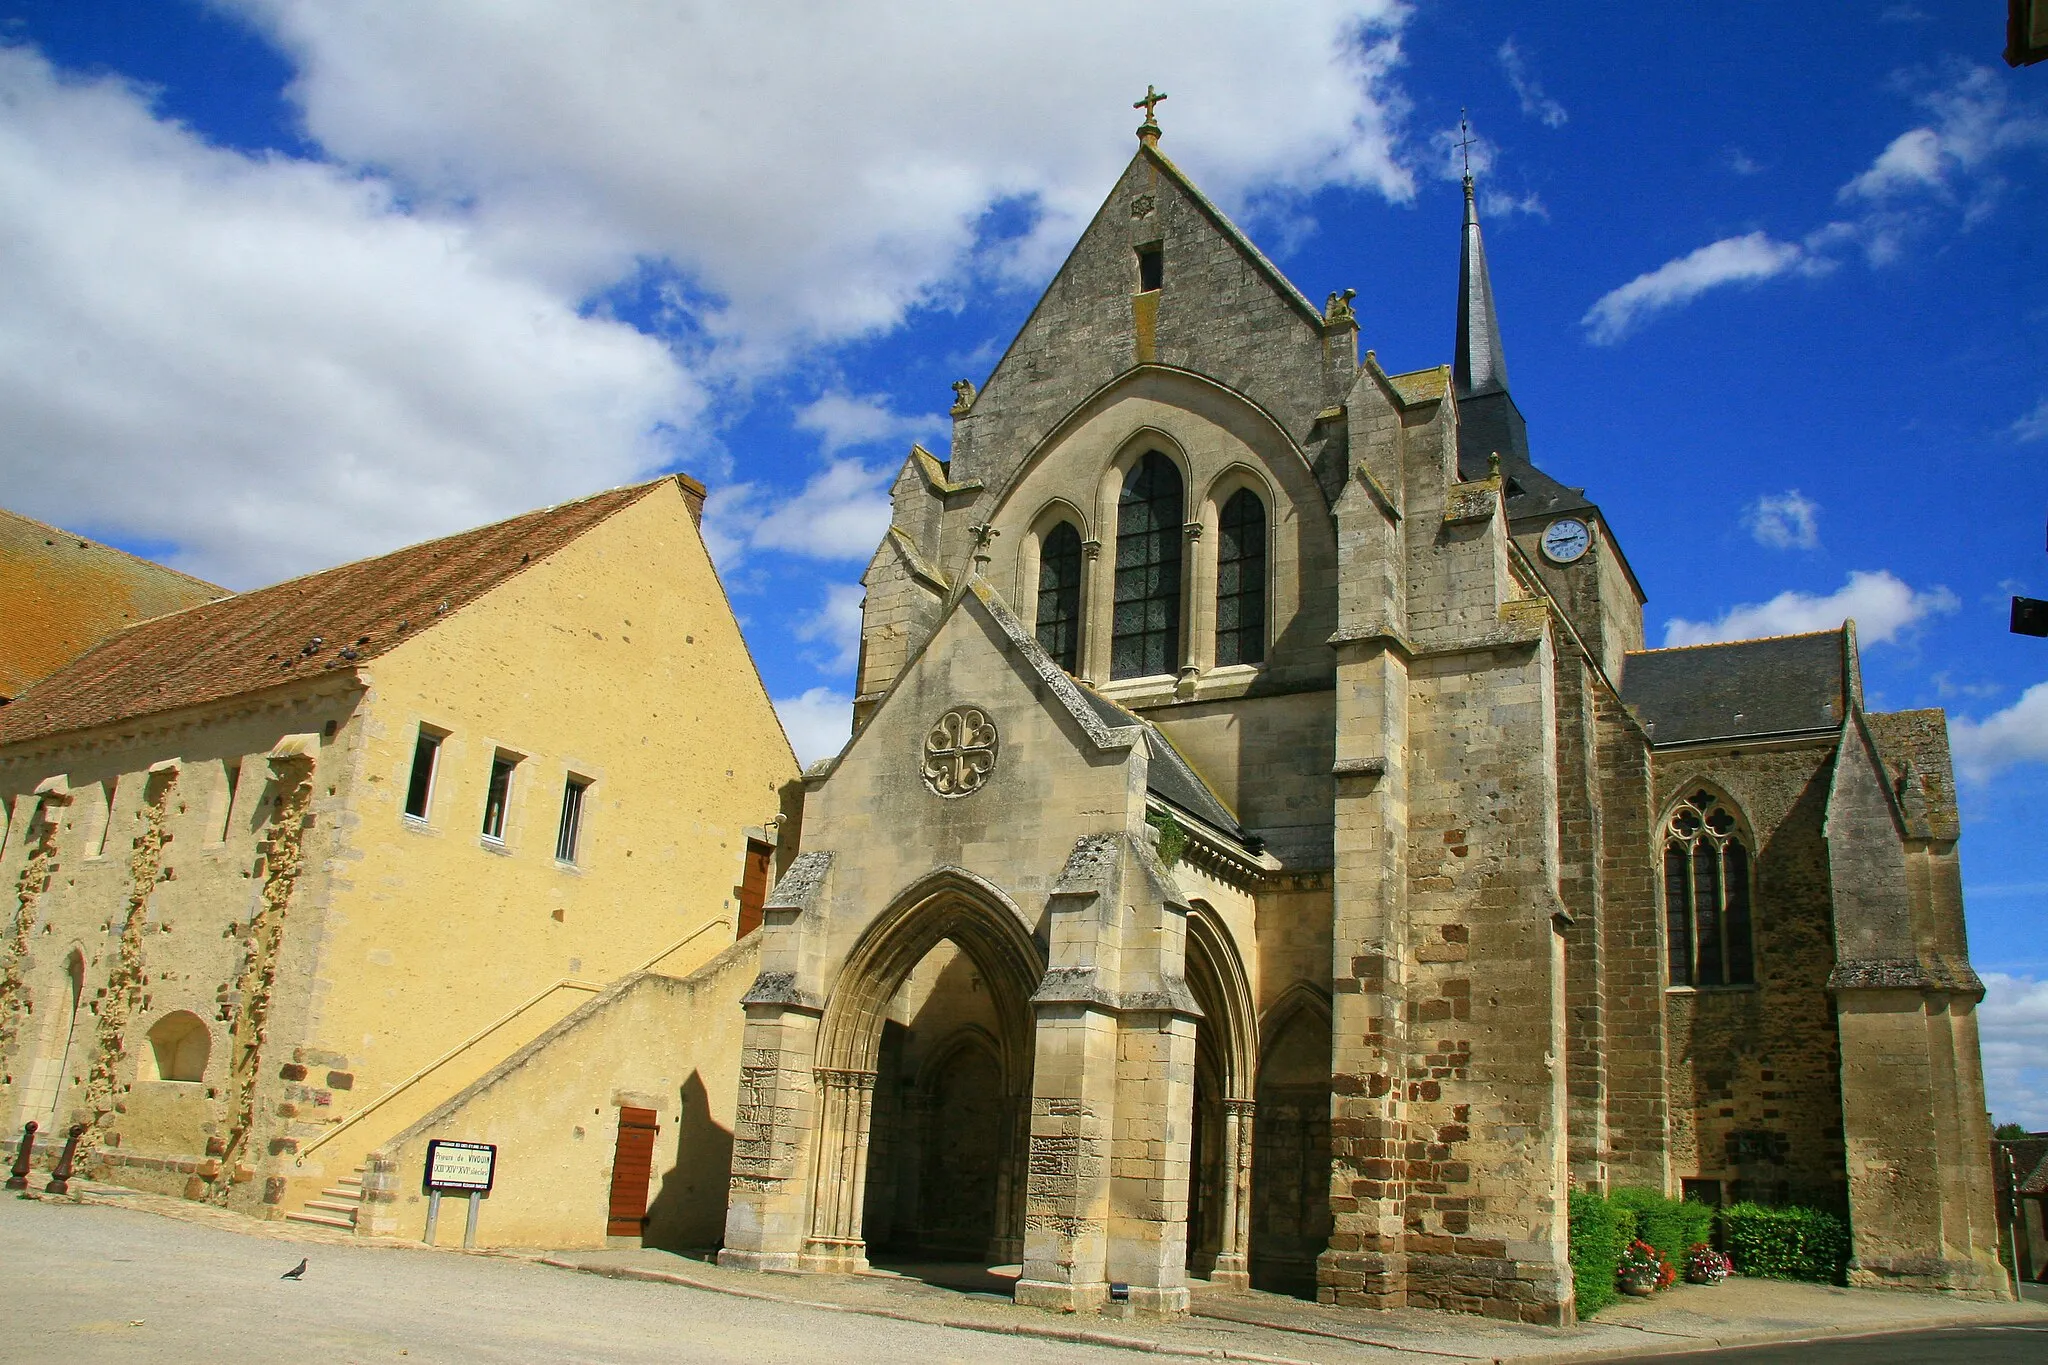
{"left": 1036, "top": 521, "right": 1083, "bottom": 673}
{"left": 1664, "top": 790, "right": 1755, "bottom": 987}
{"left": 1112, "top": 452, "right": 1184, "bottom": 679}
{"left": 1214, "top": 489, "right": 1267, "bottom": 667}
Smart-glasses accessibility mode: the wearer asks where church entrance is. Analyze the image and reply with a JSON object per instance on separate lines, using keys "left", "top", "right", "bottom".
{"left": 799, "top": 885, "right": 1040, "bottom": 1278}
{"left": 1249, "top": 989, "right": 1333, "bottom": 1297}
{"left": 863, "top": 940, "right": 1027, "bottom": 1265}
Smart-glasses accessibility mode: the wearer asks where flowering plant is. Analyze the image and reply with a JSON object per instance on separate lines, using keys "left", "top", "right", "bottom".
{"left": 1685, "top": 1243, "right": 1731, "bottom": 1284}
{"left": 1618, "top": 1239, "right": 1666, "bottom": 1291}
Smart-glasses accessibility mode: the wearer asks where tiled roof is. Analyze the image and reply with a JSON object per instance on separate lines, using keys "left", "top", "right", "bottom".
{"left": 0, "top": 479, "right": 676, "bottom": 749}
{"left": 1072, "top": 687, "right": 1249, "bottom": 844}
{"left": 0, "top": 508, "right": 225, "bottom": 702}
{"left": 1622, "top": 629, "right": 1847, "bottom": 747}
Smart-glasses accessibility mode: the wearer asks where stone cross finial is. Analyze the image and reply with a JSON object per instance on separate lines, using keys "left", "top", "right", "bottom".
{"left": 969, "top": 522, "right": 1000, "bottom": 566}
{"left": 1134, "top": 85, "right": 1168, "bottom": 143}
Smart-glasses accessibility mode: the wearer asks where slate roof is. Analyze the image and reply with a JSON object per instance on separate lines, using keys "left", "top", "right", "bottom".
{"left": 0, "top": 478, "right": 677, "bottom": 749}
{"left": 1622, "top": 629, "right": 1848, "bottom": 746}
{"left": 1072, "top": 687, "right": 1250, "bottom": 844}
{"left": 0, "top": 507, "right": 225, "bottom": 702}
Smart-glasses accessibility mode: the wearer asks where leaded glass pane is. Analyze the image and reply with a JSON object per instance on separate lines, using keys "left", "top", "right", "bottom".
{"left": 1665, "top": 843, "right": 1693, "bottom": 986}
{"left": 1036, "top": 521, "right": 1083, "bottom": 673}
{"left": 1216, "top": 489, "right": 1267, "bottom": 666}
{"left": 1724, "top": 841, "right": 1754, "bottom": 984}
{"left": 1112, "top": 453, "right": 1183, "bottom": 679}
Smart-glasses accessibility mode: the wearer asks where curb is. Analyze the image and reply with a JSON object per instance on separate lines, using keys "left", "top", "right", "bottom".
{"left": 1499, "top": 1310, "right": 2048, "bottom": 1365}
{"left": 540, "top": 1258, "right": 1322, "bottom": 1365}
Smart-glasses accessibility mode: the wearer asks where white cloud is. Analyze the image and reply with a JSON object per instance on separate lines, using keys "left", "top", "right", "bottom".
{"left": 710, "top": 460, "right": 893, "bottom": 564}
{"left": 794, "top": 392, "right": 945, "bottom": 455}
{"left": 1724, "top": 147, "right": 1763, "bottom": 176}
{"left": 223, "top": 0, "right": 1420, "bottom": 364}
{"left": 1981, "top": 973, "right": 2048, "bottom": 1130}
{"left": 1583, "top": 233, "right": 1809, "bottom": 344}
{"left": 1950, "top": 681, "right": 2048, "bottom": 783}
{"left": 793, "top": 582, "right": 867, "bottom": 673}
{"left": 773, "top": 686, "right": 854, "bottom": 768}
{"left": 1661, "top": 570, "right": 1959, "bottom": 648}
{"left": 1497, "top": 39, "right": 1567, "bottom": 129}
{"left": 0, "top": 45, "right": 698, "bottom": 587}
{"left": 1586, "top": 65, "right": 2048, "bottom": 341}
{"left": 1743, "top": 490, "right": 1821, "bottom": 550}
{"left": 1480, "top": 188, "right": 1548, "bottom": 220}
{"left": 2012, "top": 397, "right": 2048, "bottom": 443}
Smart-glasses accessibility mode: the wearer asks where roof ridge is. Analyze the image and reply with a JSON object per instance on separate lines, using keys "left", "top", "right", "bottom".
{"left": 1627, "top": 626, "right": 1848, "bottom": 656}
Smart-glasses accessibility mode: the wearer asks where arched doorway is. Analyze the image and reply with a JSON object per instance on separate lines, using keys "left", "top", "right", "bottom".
{"left": 1183, "top": 905, "right": 1257, "bottom": 1287}
{"left": 803, "top": 876, "right": 1042, "bottom": 1273}
{"left": 1249, "top": 986, "right": 1333, "bottom": 1297}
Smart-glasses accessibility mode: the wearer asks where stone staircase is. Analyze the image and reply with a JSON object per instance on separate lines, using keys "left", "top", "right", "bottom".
{"left": 285, "top": 1166, "right": 365, "bottom": 1231}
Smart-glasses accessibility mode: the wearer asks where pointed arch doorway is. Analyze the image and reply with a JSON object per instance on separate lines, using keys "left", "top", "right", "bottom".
{"left": 1183, "top": 905, "right": 1257, "bottom": 1287}
{"left": 801, "top": 876, "right": 1043, "bottom": 1276}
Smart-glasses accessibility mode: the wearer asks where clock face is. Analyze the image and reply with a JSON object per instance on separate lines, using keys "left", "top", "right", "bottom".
{"left": 1541, "top": 517, "right": 1591, "bottom": 565}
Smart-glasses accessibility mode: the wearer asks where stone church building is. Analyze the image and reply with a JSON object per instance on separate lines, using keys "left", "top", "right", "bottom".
{"left": 718, "top": 111, "right": 2007, "bottom": 1320}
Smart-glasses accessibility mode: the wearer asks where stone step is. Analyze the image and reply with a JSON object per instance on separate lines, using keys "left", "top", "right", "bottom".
{"left": 284, "top": 1209, "right": 356, "bottom": 1230}
{"left": 319, "top": 1186, "right": 362, "bottom": 1201}
{"left": 303, "top": 1199, "right": 361, "bottom": 1217}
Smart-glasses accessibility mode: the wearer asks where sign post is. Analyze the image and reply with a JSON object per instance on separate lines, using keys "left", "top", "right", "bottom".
{"left": 422, "top": 1139, "right": 496, "bottom": 1249}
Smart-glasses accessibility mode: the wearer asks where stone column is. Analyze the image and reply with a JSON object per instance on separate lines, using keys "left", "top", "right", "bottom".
{"left": 1107, "top": 1009, "right": 1198, "bottom": 1314}
{"left": 1209, "top": 1098, "right": 1255, "bottom": 1288}
{"left": 719, "top": 1004, "right": 822, "bottom": 1272}
{"left": 990, "top": 1094, "right": 1028, "bottom": 1264}
{"left": 802, "top": 1067, "right": 877, "bottom": 1272}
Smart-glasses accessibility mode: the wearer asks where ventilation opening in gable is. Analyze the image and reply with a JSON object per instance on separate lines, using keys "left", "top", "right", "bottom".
{"left": 1137, "top": 245, "right": 1163, "bottom": 292}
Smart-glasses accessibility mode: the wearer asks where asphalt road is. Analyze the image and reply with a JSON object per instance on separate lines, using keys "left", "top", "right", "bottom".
{"left": 1626, "top": 1323, "right": 2048, "bottom": 1364}
{"left": 0, "top": 1195, "right": 1156, "bottom": 1365}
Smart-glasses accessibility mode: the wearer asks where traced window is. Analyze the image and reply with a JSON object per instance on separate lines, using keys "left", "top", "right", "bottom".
{"left": 1036, "top": 521, "right": 1084, "bottom": 673}
{"left": 404, "top": 728, "right": 443, "bottom": 820}
{"left": 736, "top": 838, "right": 775, "bottom": 939}
{"left": 145, "top": 1011, "right": 210, "bottom": 1082}
{"left": 1215, "top": 488, "right": 1268, "bottom": 666}
{"left": 1112, "top": 452, "right": 1184, "bottom": 680}
{"left": 1137, "top": 244, "right": 1163, "bottom": 292}
{"left": 1664, "top": 789, "right": 1755, "bottom": 987}
{"left": 481, "top": 752, "right": 518, "bottom": 842}
{"left": 556, "top": 775, "right": 590, "bottom": 864}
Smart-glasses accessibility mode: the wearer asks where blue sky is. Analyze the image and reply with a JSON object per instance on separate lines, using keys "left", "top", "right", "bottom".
{"left": 1, "top": 3, "right": 2043, "bottom": 1123}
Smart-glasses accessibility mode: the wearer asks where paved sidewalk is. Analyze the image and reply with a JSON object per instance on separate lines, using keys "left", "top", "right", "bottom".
{"left": 47, "top": 1179, "right": 2048, "bottom": 1363}
{"left": 542, "top": 1247, "right": 2048, "bottom": 1364}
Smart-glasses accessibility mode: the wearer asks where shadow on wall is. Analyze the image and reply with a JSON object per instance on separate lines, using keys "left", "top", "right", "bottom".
{"left": 643, "top": 1070, "right": 733, "bottom": 1253}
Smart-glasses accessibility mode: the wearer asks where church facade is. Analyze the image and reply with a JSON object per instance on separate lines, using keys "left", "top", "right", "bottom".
{"left": 719, "top": 114, "right": 2007, "bottom": 1320}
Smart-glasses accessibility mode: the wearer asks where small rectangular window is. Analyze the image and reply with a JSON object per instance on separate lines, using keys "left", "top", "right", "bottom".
{"left": 481, "top": 752, "right": 517, "bottom": 841}
{"left": 556, "top": 775, "right": 590, "bottom": 864}
{"left": 1137, "top": 245, "right": 1163, "bottom": 292}
{"left": 404, "top": 729, "right": 442, "bottom": 820}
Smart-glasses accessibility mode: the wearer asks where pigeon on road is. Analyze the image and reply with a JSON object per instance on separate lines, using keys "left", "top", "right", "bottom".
{"left": 281, "top": 1258, "right": 308, "bottom": 1280}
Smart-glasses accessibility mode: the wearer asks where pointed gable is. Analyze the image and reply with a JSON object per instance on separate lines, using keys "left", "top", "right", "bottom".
{"left": 952, "top": 144, "right": 1330, "bottom": 494}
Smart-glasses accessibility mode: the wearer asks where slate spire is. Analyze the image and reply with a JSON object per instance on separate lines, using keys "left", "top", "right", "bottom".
{"left": 1454, "top": 171, "right": 1510, "bottom": 399}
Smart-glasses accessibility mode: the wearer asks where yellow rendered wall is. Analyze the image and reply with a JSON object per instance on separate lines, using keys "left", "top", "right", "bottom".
{"left": 284, "top": 482, "right": 797, "bottom": 1202}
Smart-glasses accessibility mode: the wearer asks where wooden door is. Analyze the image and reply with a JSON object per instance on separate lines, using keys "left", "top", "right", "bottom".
{"left": 736, "top": 839, "right": 774, "bottom": 938}
{"left": 607, "top": 1106, "right": 660, "bottom": 1237}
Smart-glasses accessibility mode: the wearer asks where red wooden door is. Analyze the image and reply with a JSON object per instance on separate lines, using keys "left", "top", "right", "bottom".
{"left": 607, "top": 1106, "right": 660, "bottom": 1236}
{"left": 736, "top": 840, "right": 774, "bottom": 939}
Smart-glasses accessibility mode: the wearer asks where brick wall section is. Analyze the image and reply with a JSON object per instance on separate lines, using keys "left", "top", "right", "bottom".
{"left": 1653, "top": 745, "right": 1846, "bottom": 1209}
{"left": 1552, "top": 652, "right": 1608, "bottom": 1189}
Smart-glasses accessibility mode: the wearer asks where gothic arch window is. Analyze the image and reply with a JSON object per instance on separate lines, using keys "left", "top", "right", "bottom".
{"left": 1215, "top": 488, "right": 1267, "bottom": 667}
{"left": 145, "top": 1011, "right": 210, "bottom": 1083}
{"left": 1664, "top": 789, "right": 1755, "bottom": 987}
{"left": 1112, "top": 451, "right": 1184, "bottom": 679}
{"left": 1036, "top": 521, "right": 1083, "bottom": 673}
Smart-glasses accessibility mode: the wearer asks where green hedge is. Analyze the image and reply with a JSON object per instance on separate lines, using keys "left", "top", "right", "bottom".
{"left": 1718, "top": 1203, "right": 1850, "bottom": 1285}
{"left": 1568, "top": 1192, "right": 1629, "bottom": 1317}
{"left": 1610, "top": 1186, "right": 1714, "bottom": 1272}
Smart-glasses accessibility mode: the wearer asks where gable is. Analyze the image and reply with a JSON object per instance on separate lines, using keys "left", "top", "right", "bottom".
{"left": 953, "top": 146, "right": 1330, "bottom": 498}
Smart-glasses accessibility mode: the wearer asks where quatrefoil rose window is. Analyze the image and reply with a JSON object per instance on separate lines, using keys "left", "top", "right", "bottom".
{"left": 922, "top": 706, "right": 998, "bottom": 797}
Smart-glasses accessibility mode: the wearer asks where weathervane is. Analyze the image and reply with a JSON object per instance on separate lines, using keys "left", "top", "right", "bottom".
{"left": 1455, "top": 108, "right": 1478, "bottom": 191}
{"left": 1134, "top": 84, "right": 1168, "bottom": 144}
